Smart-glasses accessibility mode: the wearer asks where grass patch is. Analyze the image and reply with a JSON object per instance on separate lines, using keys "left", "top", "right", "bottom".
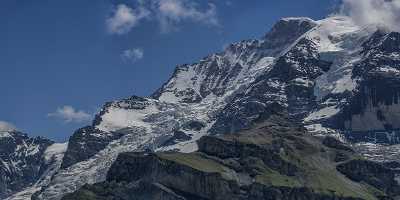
{"left": 256, "top": 168, "right": 302, "bottom": 187}
{"left": 306, "top": 167, "right": 378, "bottom": 200}
{"left": 222, "top": 132, "right": 274, "bottom": 145}
{"left": 158, "top": 152, "right": 228, "bottom": 174}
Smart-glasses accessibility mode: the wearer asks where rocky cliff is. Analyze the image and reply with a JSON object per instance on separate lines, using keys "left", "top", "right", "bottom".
{"left": 62, "top": 114, "right": 398, "bottom": 200}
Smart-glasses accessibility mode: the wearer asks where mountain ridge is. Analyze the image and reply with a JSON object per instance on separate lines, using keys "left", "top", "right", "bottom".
{"left": 3, "top": 14, "right": 400, "bottom": 199}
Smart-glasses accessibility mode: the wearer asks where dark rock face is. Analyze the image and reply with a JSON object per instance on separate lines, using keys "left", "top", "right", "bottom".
{"left": 321, "top": 137, "right": 355, "bottom": 163}
{"left": 61, "top": 96, "right": 152, "bottom": 169}
{"left": 197, "top": 135, "right": 299, "bottom": 176}
{"left": 182, "top": 121, "right": 206, "bottom": 131}
{"left": 246, "top": 185, "right": 365, "bottom": 200}
{"left": 337, "top": 159, "right": 400, "bottom": 197}
{"left": 104, "top": 152, "right": 243, "bottom": 200}
{"left": 262, "top": 18, "right": 318, "bottom": 55}
{"left": 210, "top": 37, "right": 332, "bottom": 135}
{"left": 322, "top": 137, "right": 354, "bottom": 153}
{"left": 63, "top": 116, "right": 394, "bottom": 200}
{"left": 331, "top": 31, "right": 400, "bottom": 144}
{"left": 356, "top": 31, "right": 400, "bottom": 77}
{"left": 0, "top": 131, "right": 53, "bottom": 199}
{"left": 269, "top": 38, "right": 331, "bottom": 81}
{"left": 383, "top": 161, "right": 400, "bottom": 169}
{"left": 61, "top": 126, "right": 124, "bottom": 169}
{"left": 62, "top": 181, "right": 187, "bottom": 200}
{"left": 161, "top": 131, "right": 192, "bottom": 146}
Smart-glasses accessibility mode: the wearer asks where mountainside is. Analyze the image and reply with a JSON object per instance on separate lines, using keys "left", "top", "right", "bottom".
{"left": 4, "top": 14, "right": 400, "bottom": 200}
{"left": 0, "top": 130, "right": 66, "bottom": 199}
{"left": 62, "top": 114, "right": 400, "bottom": 200}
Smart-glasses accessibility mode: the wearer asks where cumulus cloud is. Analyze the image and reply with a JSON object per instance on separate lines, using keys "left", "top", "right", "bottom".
{"left": 341, "top": 0, "right": 400, "bottom": 32}
{"left": 48, "top": 106, "right": 91, "bottom": 123}
{"left": 107, "top": 0, "right": 219, "bottom": 34}
{"left": 121, "top": 48, "right": 144, "bottom": 63}
{"left": 106, "top": 4, "right": 150, "bottom": 34}
{"left": 0, "top": 121, "right": 16, "bottom": 132}
{"left": 157, "top": 0, "right": 218, "bottom": 32}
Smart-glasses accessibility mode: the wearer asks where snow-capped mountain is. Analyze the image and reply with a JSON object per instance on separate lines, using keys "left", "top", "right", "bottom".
{"left": 4, "top": 14, "right": 400, "bottom": 200}
{"left": 0, "top": 130, "right": 66, "bottom": 199}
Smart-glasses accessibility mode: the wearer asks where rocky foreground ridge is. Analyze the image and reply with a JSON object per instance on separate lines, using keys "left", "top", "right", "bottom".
{"left": 62, "top": 114, "right": 400, "bottom": 200}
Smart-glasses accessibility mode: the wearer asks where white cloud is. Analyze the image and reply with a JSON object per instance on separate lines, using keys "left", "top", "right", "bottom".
{"left": 48, "top": 106, "right": 91, "bottom": 123}
{"left": 341, "top": 0, "right": 400, "bottom": 32}
{"left": 121, "top": 48, "right": 144, "bottom": 63}
{"left": 107, "top": 0, "right": 219, "bottom": 34}
{"left": 0, "top": 121, "right": 16, "bottom": 132}
{"left": 157, "top": 0, "right": 218, "bottom": 32}
{"left": 106, "top": 4, "right": 150, "bottom": 35}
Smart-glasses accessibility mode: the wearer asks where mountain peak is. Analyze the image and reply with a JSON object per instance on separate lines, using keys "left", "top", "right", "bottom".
{"left": 0, "top": 121, "right": 17, "bottom": 133}
{"left": 262, "top": 16, "right": 317, "bottom": 53}
{"left": 280, "top": 17, "right": 315, "bottom": 23}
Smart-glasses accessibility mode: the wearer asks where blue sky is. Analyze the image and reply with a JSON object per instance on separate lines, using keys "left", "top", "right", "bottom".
{"left": 0, "top": 0, "right": 339, "bottom": 141}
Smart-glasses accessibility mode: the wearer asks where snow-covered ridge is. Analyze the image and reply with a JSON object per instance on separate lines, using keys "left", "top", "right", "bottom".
{"left": 303, "top": 16, "right": 374, "bottom": 123}
{"left": 0, "top": 131, "right": 12, "bottom": 138}
{"left": 281, "top": 17, "right": 314, "bottom": 23}
{"left": 0, "top": 131, "right": 60, "bottom": 199}
{"left": 153, "top": 16, "right": 319, "bottom": 106}
{"left": 310, "top": 16, "right": 362, "bottom": 52}
{"left": 6, "top": 142, "right": 67, "bottom": 200}
{"left": 153, "top": 40, "right": 273, "bottom": 104}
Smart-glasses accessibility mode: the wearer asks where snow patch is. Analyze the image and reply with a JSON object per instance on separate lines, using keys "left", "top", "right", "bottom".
{"left": 309, "top": 16, "right": 361, "bottom": 53}
{"left": 0, "top": 131, "right": 12, "bottom": 138}
{"left": 292, "top": 77, "right": 314, "bottom": 87}
{"left": 253, "top": 56, "right": 274, "bottom": 71}
{"left": 305, "top": 106, "right": 340, "bottom": 122}
{"left": 281, "top": 17, "right": 315, "bottom": 24}
{"left": 377, "top": 66, "right": 400, "bottom": 74}
{"left": 304, "top": 124, "right": 341, "bottom": 140}
{"left": 96, "top": 102, "right": 158, "bottom": 132}
{"left": 44, "top": 143, "right": 68, "bottom": 162}
{"left": 310, "top": 16, "right": 373, "bottom": 101}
